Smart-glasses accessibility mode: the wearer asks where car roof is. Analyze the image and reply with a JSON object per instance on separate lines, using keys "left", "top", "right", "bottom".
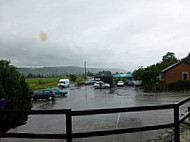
{"left": 48, "top": 87, "right": 58, "bottom": 89}
{"left": 96, "top": 81, "right": 104, "bottom": 83}
{"left": 59, "top": 79, "right": 69, "bottom": 81}
{"left": 38, "top": 89, "right": 53, "bottom": 91}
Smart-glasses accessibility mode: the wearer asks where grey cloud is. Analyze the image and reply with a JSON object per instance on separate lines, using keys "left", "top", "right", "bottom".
{"left": 1, "top": 0, "right": 190, "bottom": 71}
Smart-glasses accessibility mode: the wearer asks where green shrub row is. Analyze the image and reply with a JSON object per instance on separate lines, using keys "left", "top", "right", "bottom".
{"left": 142, "top": 80, "right": 190, "bottom": 92}
{"left": 167, "top": 80, "right": 190, "bottom": 91}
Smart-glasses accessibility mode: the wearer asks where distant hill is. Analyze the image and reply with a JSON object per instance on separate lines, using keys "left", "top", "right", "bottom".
{"left": 17, "top": 66, "right": 127, "bottom": 77}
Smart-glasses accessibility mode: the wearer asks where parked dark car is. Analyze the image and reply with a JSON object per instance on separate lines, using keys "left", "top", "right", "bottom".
{"left": 32, "top": 89, "right": 55, "bottom": 101}
{"left": 127, "top": 81, "right": 134, "bottom": 86}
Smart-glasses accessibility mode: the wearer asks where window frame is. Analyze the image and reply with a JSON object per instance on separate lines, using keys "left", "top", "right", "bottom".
{"left": 182, "top": 72, "right": 189, "bottom": 80}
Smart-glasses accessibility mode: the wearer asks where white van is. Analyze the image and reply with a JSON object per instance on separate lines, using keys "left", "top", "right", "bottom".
{"left": 57, "top": 79, "right": 70, "bottom": 88}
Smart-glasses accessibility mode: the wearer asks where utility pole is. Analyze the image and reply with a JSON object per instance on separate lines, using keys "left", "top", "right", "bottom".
{"left": 84, "top": 61, "right": 87, "bottom": 80}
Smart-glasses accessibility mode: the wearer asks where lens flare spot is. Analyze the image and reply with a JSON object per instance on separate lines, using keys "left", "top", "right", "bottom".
{"left": 40, "top": 32, "right": 47, "bottom": 42}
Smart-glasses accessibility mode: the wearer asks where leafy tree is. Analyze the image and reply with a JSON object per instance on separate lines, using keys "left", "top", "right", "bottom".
{"left": 0, "top": 60, "right": 33, "bottom": 133}
{"left": 26, "top": 73, "right": 43, "bottom": 78}
{"left": 162, "top": 52, "right": 178, "bottom": 63}
{"left": 69, "top": 74, "right": 77, "bottom": 81}
{"left": 133, "top": 67, "right": 144, "bottom": 80}
{"left": 96, "top": 70, "right": 112, "bottom": 76}
{"left": 133, "top": 52, "right": 179, "bottom": 91}
{"left": 87, "top": 71, "right": 94, "bottom": 77}
{"left": 36, "top": 74, "right": 43, "bottom": 78}
{"left": 26, "top": 73, "right": 35, "bottom": 78}
{"left": 182, "top": 53, "right": 190, "bottom": 64}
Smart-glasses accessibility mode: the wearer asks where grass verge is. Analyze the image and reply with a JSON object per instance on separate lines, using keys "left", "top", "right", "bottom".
{"left": 26, "top": 77, "right": 85, "bottom": 90}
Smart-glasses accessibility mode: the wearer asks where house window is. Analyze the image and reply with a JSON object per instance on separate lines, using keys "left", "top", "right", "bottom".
{"left": 182, "top": 72, "right": 189, "bottom": 80}
{"left": 159, "top": 73, "right": 165, "bottom": 81}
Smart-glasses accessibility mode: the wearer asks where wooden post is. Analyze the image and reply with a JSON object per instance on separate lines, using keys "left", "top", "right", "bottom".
{"left": 188, "top": 106, "right": 190, "bottom": 121}
{"left": 66, "top": 109, "right": 72, "bottom": 142}
{"left": 174, "top": 104, "right": 180, "bottom": 142}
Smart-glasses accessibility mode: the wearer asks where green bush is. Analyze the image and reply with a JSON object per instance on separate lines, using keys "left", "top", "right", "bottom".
{"left": 0, "top": 60, "right": 33, "bottom": 133}
{"left": 69, "top": 74, "right": 77, "bottom": 82}
{"left": 167, "top": 80, "right": 190, "bottom": 91}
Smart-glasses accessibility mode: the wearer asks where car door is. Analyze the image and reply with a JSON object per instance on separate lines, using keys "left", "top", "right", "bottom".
{"left": 102, "top": 83, "right": 106, "bottom": 88}
{"left": 37, "top": 90, "right": 44, "bottom": 99}
{"left": 97, "top": 82, "right": 101, "bottom": 88}
{"left": 53, "top": 89, "right": 59, "bottom": 95}
{"left": 43, "top": 90, "right": 50, "bottom": 99}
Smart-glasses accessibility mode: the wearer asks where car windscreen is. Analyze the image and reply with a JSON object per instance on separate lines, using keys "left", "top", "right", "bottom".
{"left": 59, "top": 81, "right": 65, "bottom": 84}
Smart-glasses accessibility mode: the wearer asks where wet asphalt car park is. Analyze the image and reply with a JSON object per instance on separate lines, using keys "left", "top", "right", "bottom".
{"left": 2, "top": 85, "right": 189, "bottom": 142}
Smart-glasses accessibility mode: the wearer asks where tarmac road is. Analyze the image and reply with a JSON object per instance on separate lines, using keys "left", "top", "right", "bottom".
{"left": 2, "top": 85, "right": 189, "bottom": 142}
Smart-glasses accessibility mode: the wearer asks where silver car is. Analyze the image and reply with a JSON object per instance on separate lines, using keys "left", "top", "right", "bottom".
{"left": 117, "top": 81, "right": 124, "bottom": 87}
{"left": 94, "top": 81, "right": 110, "bottom": 89}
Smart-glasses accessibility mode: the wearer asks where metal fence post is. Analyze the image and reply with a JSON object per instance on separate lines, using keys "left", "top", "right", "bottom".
{"left": 174, "top": 104, "right": 180, "bottom": 142}
{"left": 66, "top": 109, "right": 72, "bottom": 142}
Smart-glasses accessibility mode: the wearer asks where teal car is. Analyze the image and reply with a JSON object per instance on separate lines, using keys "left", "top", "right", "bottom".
{"left": 48, "top": 87, "right": 68, "bottom": 96}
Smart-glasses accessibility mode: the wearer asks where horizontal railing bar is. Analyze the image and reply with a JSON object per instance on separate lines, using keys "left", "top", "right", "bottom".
{"left": 177, "top": 96, "right": 190, "bottom": 106}
{"left": 72, "top": 123, "right": 174, "bottom": 138}
{"left": 0, "top": 132, "right": 67, "bottom": 139}
{"left": 180, "top": 112, "right": 190, "bottom": 124}
{"left": 72, "top": 104, "right": 175, "bottom": 116}
{"left": 0, "top": 109, "right": 70, "bottom": 115}
{"left": 2, "top": 96, "right": 190, "bottom": 140}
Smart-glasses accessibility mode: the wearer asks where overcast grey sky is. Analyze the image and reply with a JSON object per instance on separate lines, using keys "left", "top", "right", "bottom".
{"left": 0, "top": 0, "right": 190, "bottom": 71}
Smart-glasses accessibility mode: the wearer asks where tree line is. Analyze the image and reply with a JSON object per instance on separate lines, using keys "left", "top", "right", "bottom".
{"left": 26, "top": 70, "right": 113, "bottom": 79}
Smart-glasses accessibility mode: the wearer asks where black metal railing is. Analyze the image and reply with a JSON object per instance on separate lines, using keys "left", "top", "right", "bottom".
{"left": 1, "top": 96, "right": 190, "bottom": 142}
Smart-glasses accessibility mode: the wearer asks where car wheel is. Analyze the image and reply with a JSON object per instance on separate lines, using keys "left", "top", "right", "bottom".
{"left": 48, "top": 96, "right": 53, "bottom": 101}
{"left": 33, "top": 98, "right": 37, "bottom": 101}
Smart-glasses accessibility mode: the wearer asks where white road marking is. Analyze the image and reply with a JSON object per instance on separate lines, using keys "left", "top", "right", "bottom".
{"left": 113, "top": 113, "right": 121, "bottom": 142}
{"left": 116, "top": 113, "right": 121, "bottom": 128}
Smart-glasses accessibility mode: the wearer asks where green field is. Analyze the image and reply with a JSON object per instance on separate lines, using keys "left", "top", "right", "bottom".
{"left": 26, "top": 77, "right": 85, "bottom": 90}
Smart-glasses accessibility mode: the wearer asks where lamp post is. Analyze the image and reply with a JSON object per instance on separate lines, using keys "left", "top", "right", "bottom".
{"left": 85, "top": 61, "right": 87, "bottom": 80}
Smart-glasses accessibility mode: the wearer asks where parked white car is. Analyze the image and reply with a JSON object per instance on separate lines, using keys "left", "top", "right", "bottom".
{"left": 84, "top": 79, "right": 95, "bottom": 85}
{"left": 94, "top": 81, "right": 110, "bottom": 89}
{"left": 57, "top": 79, "right": 70, "bottom": 88}
{"left": 117, "top": 81, "right": 124, "bottom": 87}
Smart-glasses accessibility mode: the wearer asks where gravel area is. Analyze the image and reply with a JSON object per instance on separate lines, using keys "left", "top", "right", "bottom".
{"left": 148, "top": 123, "right": 190, "bottom": 142}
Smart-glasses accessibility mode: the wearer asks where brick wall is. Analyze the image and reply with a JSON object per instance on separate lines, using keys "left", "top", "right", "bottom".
{"left": 164, "top": 62, "right": 190, "bottom": 84}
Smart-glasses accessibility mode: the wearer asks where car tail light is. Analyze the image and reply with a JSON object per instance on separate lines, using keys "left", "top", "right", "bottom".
{"left": 52, "top": 92, "right": 55, "bottom": 96}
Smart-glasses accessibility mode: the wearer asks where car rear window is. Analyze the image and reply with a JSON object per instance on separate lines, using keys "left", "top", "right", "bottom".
{"left": 43, "top": 90, "right": 51, "bottom": 94}
{"left": 37, "top": 90, "right": 43, "bottom": 94}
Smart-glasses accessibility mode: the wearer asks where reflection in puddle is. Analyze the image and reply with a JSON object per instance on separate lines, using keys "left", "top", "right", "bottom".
{"left": 36, "top": 101, "right": 56, "bottom": 109}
